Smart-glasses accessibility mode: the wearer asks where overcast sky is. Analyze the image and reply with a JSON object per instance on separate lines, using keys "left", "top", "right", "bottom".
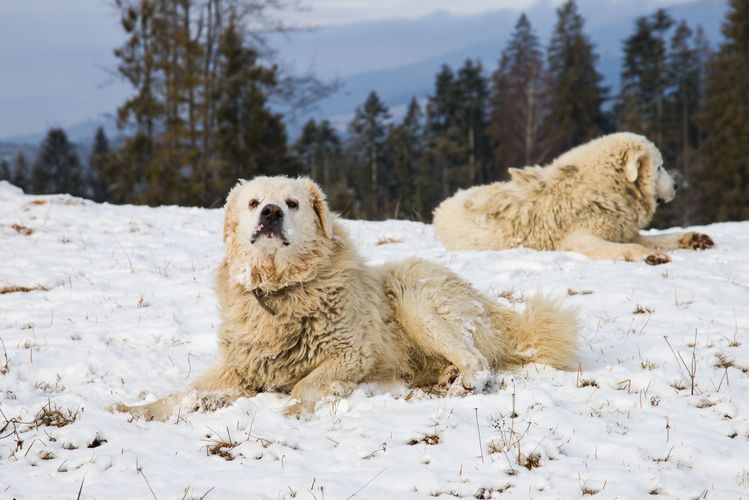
{"left": 0, "top": 0, "right": 702, "bottom": 140}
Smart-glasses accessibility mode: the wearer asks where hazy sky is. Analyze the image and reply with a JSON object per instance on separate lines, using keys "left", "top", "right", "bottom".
{"left": 0, "top": 0, "right": 701, "bottom": 140}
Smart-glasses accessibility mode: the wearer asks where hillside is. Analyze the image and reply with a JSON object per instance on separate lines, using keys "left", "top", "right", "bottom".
{"left": 1, "top": 181, "right": 748, "bottom": 498}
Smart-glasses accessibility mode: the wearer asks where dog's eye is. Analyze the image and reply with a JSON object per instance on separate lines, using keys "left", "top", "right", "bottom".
{"left": 286, "top": 199, "right": 299, "bottom": 210}
{"left": 248, "top": 199, "right": 259, "bottom": 209}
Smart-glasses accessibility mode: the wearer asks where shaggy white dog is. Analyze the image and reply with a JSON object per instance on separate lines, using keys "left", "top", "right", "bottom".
{"left": 117, "top": 176, "right": 578, "bottom": 419}
{"left": 433, "top": 132, "right": 714, "bottom": 264}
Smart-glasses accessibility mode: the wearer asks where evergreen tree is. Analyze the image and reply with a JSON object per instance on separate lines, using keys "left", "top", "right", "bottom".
{"left": 214, "top": 16, "right": 288, "bottom": 203}
{"left": 385, "top": 98, "right": 425, "bottom": 218}
{"left": 0, "top": 159, "right": 10, "bottom": 183}
{"left": 31, "top": 128, "right": 84, "bottom": 196}
{"left": 314, "top": 120, "right": 342, "bottom": 191}
{"left": 12, "top": 152, "right": 30, "bottom": 192}
{"left": 696, "top": 0, "right": 749, "bottom": 222}
{"left": 112, "top": 0, "right": 159, "bottom": 203}
{"left": 89, "top": 127, "right": 112, "bottom": 202}
{"left": 295, "top": 119, "right": 319, "bottom": 178}
{"left": 293, "top": 119, "right": 341, "bottom": 192}
{"left": 546, "top": 0, "right": 608, "bottom": 157}
{"left": 488, "top": 14, "right": 550, "bottom": 176}
{"left": 616, "top": 10, "right": 674, "bottom": 146}
{"left": 652, "top": 21, "right": 706, "bottom": 227}
{"left": 425, "top": 65, "right": 460, "bottom": 199}
{"left": 348, "top": 91, "right": 391, "bottom": 218}
{"left": 109, "top": 0, "right": 297, "bottom": 207}
{"left": 455, "top": 60, "right": 490, "bottom": 185}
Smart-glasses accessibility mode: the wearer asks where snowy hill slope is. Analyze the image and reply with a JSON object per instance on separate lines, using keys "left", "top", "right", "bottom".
{"left": 1, "top": 181, "right": 748, "bottom": 499}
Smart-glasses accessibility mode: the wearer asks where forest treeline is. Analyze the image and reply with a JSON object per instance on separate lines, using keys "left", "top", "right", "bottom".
{"left": 2, "top": 0, "right": 747, "bottom": 226}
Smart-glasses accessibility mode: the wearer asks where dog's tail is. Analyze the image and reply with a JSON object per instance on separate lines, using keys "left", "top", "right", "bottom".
{"left": 492, "top": 295, "right": 579, "bottom": 370}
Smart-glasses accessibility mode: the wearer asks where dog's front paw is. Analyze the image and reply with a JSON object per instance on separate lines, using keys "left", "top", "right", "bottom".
{"left": 681, "top": 232, "right": 714, "bottom": 250}
{"left": 439, "top": 365, "right": 490, "bottom": 396}
{"left": 283, "top": 398, "right": 315, "bottom": 418}
{"left": 645, "top": 253, "right": 671, "bottom": 266}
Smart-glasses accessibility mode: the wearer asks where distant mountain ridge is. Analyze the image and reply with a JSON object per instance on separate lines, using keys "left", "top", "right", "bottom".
{"left": 293, "top": 0, "right": 725, "bottom": 132}
{"left": 2, "top": 0, "right": 727, "bottom": 144}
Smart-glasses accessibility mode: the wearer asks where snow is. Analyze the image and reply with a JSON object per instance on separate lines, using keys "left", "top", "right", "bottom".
{"left": 1, "top": 180, "right": 749, "bottom": 499}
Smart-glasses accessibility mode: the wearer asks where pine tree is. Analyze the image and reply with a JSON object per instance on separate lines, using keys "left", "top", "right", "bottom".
{"left": 546, "top": 0, "right": 608, "bottom": 157}
{"left": 348, "top": 91, "right": 391, "bottom": 218}
{"left": 386, "top": 98, "right": 425, "bottom": 218}
{"left": 112, "top": 0, "right": 159, "bottom": 204}
{"left": 0, "top": 159, "right": 10, "bottom": 183}
{"left": 651, "top": 21, "right": 706, "bottom": 227}
{"left": 616, "top": 10, "right": 674, "bottom": 146}
{"left": 213, "top": 15, "right": 288, "bottom": 204}
{"left": 295, "top": 119, "right": 319, "bottom": 178}
{"left": 293, "top": 119, "right": 341, "bottom": 192}
{"left": 12, "top": 152, "right": 30, "bottom": 192}
{"left": 455, "top": 60, "right": 490, "bottom": 185}
{"left": 109, "top": 0, "right": 296, "bottom": 207}
{"left": 315, "top": 120, "right": 342, "bottom": 191}
{"left": 487, "top": 14, "right": 550, "bottom": 176}
{"left": 31, "top": 128, "right": 84, "bottom": 196}
{"left": 425, "top": 65, "right": 460, "bottom": 199}
{"left": 89, "top": 127, "right": 112, "bottom": 202}
{"left": 696, "top": 0, "right": 749, "bottom": 222}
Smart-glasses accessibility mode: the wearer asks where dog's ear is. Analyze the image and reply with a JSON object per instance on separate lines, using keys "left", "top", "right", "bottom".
{"left": 302, "top": 178, "right": 334, "bottom": 239}
{"left": 222, "top": 180, "right": 246, "bottom": 242}
{"left": 624, "top": 147, "right": 649, "bottom": 183}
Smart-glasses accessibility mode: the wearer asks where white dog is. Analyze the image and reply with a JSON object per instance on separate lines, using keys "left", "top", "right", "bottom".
{"left": 117, "top": 176, "right": 578, "bottom": 420}
{"left": 433, "top": 132, "right": 714, "bottom": 264}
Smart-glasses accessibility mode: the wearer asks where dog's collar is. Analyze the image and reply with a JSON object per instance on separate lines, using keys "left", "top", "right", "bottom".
{"left": 251, "top": 284, "right": 299, "bottom": 316}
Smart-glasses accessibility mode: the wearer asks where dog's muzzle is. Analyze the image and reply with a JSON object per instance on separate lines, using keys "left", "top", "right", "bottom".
{"left": 251, "top": 204, "right": 289, "bottom": 245}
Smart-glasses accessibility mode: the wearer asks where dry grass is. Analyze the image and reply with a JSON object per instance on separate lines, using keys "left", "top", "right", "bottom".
{"left": 88, "top": 435, "right": 107, "bottom": 448}
{"left": 0, "top": 284, "right": 48, "bottom": 295}
{"left": 695, "top": 399, "right": 717, "bottom": 409}
{"left": 576, "top": 366, "right": 598, "bottom": 388}
{"left": 578, "top": 379, "right": 599, "bottom": 388}
{"left": 203, "top": 428, "right": 239, "bottom": 461}
{"left": 474, "top": 484, "right": 513, "bottom": 498}
{"left": 375, "top": 236, "right": 404, "bottom": 246}
{"left": 34, "top": 401, "right": 80, "bottom": 428}
{"left": 11, "top": 223, "right": 33, "bottom": 235}
{"left": 670, "top": 379, "right": 686, "bottom": 391}
{"left": 640, "top": 360, "right": 658, "bottom": 370}
{"left": 518, "top": 451, "right": 542, "bottom": 470}
{"left": 633, "top": 304, "right": 654, "bottom": 315}
{"left": 407, "top": 433, "right": 440, "bottom": 446}
{"left": 0, "top": 338, "right": 9, "bottom": 375}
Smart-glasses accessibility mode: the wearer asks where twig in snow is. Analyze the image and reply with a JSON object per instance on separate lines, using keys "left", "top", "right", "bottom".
{"left": 136, "top": 458, "right": 159, "bottom": 500}
{"left": 345, "top": 467, "right": 388, "bottom": 500}
{"left": 474, "top": 408, "right": 485, "bottom": 464}
{"left": 75, "top": 475, "right": 85, "bottom": 500}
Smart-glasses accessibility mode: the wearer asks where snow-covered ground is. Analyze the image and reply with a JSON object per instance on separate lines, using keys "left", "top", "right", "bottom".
{"left": 1, "top": 180, "right": 748, "bottom": 499}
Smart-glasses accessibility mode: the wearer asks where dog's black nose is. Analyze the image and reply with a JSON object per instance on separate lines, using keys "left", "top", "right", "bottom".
{"left": 260, "top": 204, "right": 283, "bottom": 223}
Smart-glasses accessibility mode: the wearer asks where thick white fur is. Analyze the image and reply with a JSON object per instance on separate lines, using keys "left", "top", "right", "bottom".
{"left": 433, "top": 132, "right": 714, "bottom": 264}
{"left": 117, "top": 176, "right": 578, "bottom": 420}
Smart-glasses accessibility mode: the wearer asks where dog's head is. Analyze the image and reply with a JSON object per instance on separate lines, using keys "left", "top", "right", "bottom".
{"left": 222, "top": 176, "right": 335, "bottom": 291}
{"left": 619, "top": 134, "right": 677, "bottom": 207}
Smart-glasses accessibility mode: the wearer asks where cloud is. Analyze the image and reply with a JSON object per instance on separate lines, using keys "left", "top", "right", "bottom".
{"left": 293, "top": 0, "right": 537, "bottom": 25}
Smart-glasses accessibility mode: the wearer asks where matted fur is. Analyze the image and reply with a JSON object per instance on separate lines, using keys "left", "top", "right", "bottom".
{"left": 117, "top": 177, "right": 578, "bottom": 420}
{"left": 433, "top": 132, "right": 714, "bottom": 264}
